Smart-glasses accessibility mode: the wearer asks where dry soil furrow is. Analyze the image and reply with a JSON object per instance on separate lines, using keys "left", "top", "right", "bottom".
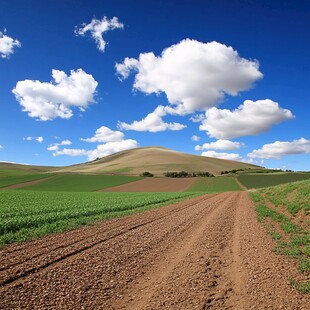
{"left": 0, "top": 194, "right": 226, "bottom": 293}
{"left": 114, "top": 192, "right": 241, "bottom": 310}
{"left": 0, "top": 194, "right": 215, "bottom": 273}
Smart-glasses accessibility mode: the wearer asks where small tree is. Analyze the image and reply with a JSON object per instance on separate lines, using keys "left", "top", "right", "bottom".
{"left": 139, "top": 171, "right": 154, "bottom": 177}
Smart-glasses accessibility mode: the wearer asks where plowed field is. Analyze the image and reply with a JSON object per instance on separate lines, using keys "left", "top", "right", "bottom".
{"left": 101, "top": 177, "right": 195, "bottom": 192}
{"left": 0, "top": 192, "right": 308, "bottom": 309}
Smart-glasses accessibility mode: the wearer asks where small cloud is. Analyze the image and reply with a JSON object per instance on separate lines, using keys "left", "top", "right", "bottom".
{"left": 248, "top": 138, "right": 310, "bottom": 159}
{"left": 201, "top": 150, "right": 243, "bottom": 161}
{"left": 116, "top": 39, "right": 263, "bottom": 115}
{"left": 118, "top": 105, "right": 186, "bottom": 132}
{"left": 75, "top": 16, "right": 123, "bottom": 52}
{"left": 190, "top": 114, "right": 205, "bottom": 123}
{"left": 13, "top": 69, "right": 98, "bottom": 121}
{"left": 24, "top": 136, "right": 44, "bottom": 143}
{"left": 0, "top": 29, "right": 21, "bottom": 59}
{"left": 47, "top": 139, "right": 72, "bottom": 151}
{"left": 0, "top": 144, "right": 3, "bottom": 149}
{"left": 81, "top": 126, "right": 124, "bottom": 143}
{"left": 191, "top": 135, "right": 201, "bottom": 142}
{"left": 195, "top": 139, "right": 244, "bottom": 151}
{"left": 200, "top": 99, "right": 294, "bottom": 139}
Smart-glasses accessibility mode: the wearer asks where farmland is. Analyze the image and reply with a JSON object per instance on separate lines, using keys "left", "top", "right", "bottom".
{"left": 187, "top": 176, "right": 241, "bottom": 192}
{"left": 16, "top": 174, "right": 142, "bottom": 192}
{"left": 0, "top": 171, "right": 52, "bottom": 188}
{"left": 0, "top": 190, "right": 198, "bottom": 246}
{"left": 238, "top": 172, "right": 310, "bottom": 189}
{"left": 250, "top": 180, "right": 310, "bottom": 293}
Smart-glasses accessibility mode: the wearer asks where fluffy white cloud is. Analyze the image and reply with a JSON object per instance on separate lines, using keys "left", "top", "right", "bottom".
{"left": 13, "top": 69, "right": 98, "bottom": 121}
{"left": 0, "top": 145, "right": 3, "bottom": 149}
{"left": 195, "top": 139, "right": 244, "bottom": 151}
{"left": 248, "top": 138, "right": 310, "bottom": 159}
{"left": 0, "top": 29, "right": 21, "bottom": 58}
{"left": 201, "top": 150, "right": 243, "bottom": 161}
{"left": 54, "top": 140, "right": 138, "bottom": 161}
{"left": 200, "top": 99, "right": 294, "bottom": 139}
{"left": 191, "top": 135, "right": 201, "bottom": 142}
{"left": 81, "top": 126, "right": 124, "bottom": 143}
{"left": 47, "top": 139, "right": 72, "bottom": 151}
{"left": 75, "top": 16, "right": 123, "bottom": 52}
{"left": 118, "top": 105, "right": 186, "bottom": 132}
{"left": 24, "top": 136, "right": 44, "bottom": 143}
{"left": 116, "top": 39, "right": 263, "bottom": 114}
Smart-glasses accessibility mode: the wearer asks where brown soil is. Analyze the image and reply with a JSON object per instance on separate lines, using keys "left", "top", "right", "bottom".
{"left": 0, "top": 192, "right": 308, "bottom": 309}
{"left": 100, "top": 177, "right": 195, "bottom": 192}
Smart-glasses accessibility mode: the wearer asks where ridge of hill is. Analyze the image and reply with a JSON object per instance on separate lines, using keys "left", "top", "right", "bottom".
{"left": 54, "top": 146, "right": 261, "bottom": 176}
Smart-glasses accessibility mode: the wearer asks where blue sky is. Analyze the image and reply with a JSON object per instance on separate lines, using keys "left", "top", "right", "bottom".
{"left": 0, "top": 0, "right": 309, "bottom": 170}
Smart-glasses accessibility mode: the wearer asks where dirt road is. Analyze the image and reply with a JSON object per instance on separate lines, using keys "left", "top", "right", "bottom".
{"left": 0, "top": 192, "right": 308, "bottom": 309}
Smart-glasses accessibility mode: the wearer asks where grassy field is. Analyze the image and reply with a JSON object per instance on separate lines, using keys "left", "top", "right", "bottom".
{"left": 238, "top": 173, "right": 310, "bottom": 189}
{"left": 18, "top": 174, "right": 142, "bottom": 192}
{"left": 186, "top": 176, "right": 241, "bottom": 192}
{"left": 0, "top": 190, "right": 199, "bottom": 246}
{"left": 0, "top": 171, "right": 52, "bottom": 188}
{"left": 250, "top": 180, "right": 310, "bottom": 293}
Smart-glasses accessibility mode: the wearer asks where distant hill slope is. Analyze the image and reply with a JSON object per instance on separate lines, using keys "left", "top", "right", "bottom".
{"left": 55, "top": 146, "right": 261, "bottom": 176}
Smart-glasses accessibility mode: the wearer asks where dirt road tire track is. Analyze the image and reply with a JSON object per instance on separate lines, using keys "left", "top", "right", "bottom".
{"left": 0, "top": 192, "right": 308, "bottom": 309}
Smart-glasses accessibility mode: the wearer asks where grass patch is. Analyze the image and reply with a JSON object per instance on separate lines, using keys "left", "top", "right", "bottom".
{"left": 0, "top": 190, "right": 200, "bottom": 246}
{"left": 187, "top": 176, "right": 241, "bottom": 193}
{"left": 0, "top": 173, "right": 52, "bottom": 188}
{"left": 290, "top": 279, "right": 310, "bottom": 294}
{"left": 18, "top": 174, "right": 142, "bottom": 192}
{"left": 238, "top": 173, "right": 310, "bottom": 189}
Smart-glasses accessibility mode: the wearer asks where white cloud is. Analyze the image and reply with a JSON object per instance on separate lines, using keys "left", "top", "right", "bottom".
{"left": 0, "top": 29, "right": 21, "bottom": 58}
{"left": 116, "top": 39, "right": 263, "bottom": 115}
{"left": 48, "top": 139, "right": 72, "bottom": 151}
{"left": 201, "top": 150, "right": 243, "bottom": 161}
{"left": 24, "top": 136, "right": 44, "bottom": 143}
{"left": 75, "top": 16, "right": 123, "bottom": 52}
{"left": 0, "top": 145, "right": 3, "bottom": 149}
{"left": 118, "top": 105, "right": 186, "bottom": 132}
{"left": 191, "top": 135, "right": 201, "bottom": 142}
{"left": 54, "top": 140, "right": 138, "bottom": 161}
{"left": 53, "top": 126, "right": 139, "bottom": 161}
{"left": 13, "top": 69, "right": 98, "bottom": 121}
{"left": 248, "top": 138, "right": 310, "bottom": 159}
{"left": 200, "top": 99, "right": 294, "bottom": 139}
{"left": 195, "top": 139, "right": 244, "bottom": 151}
{"left": 190, "top": 114, "right": 205, "bottom": 123}
{"left": 81, "top": 126, "right": 124, "bottom": 143}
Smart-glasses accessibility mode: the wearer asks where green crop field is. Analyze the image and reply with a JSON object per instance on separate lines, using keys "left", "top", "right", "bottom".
{"left": 0, "top": 190, "right": 199, "bottom": 246}
{"left": 238, "top": 173, "right": 310, "bottom": 189}
{"left": 250, "top": 179, "right": 310, "bottom": 293}
{"left": 18, "top": 174, "right": 142, "bottom": 192}
{"left": 0, "top": 172, "right": 52, "bottom": 188}
{"left": 187, "top": 176, "right": 241, "bottom": 192}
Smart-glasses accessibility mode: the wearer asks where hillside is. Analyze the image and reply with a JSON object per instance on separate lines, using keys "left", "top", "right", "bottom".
{"left": 55, "top": 146, "right": 261, "bottom": 176}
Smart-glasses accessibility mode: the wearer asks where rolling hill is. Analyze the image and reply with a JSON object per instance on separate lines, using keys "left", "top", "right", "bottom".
{"left": 54, "top": 146, "right": 261, "bottom": 176}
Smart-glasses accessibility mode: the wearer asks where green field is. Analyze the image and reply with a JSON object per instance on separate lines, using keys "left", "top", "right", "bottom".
{"left": 17, "top": 174, "right": 142, "bottom": 192}
{"left": 238, "top": 173, "right": 310, "bottom": 189}
{"left": 187, "top": 176, "right": 241, "bottom": 192}
{"left": 0, "top": 172, "right": 52, "bottom": 188}
{"left": 0, "top": 190, "right": 199, "bottom": 246}
{"left": 250, "top": 180, "right": 310, "bottom": 293}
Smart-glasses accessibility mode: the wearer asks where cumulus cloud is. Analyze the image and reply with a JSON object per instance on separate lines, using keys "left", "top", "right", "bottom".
{"left": 116, "top": 39, "right": 263, "bottom": 114}
{"left": 191, "top": 135, "right": 201, "bottom": 142}
{"left": 195, "top": 139, "right": 244, "bottom": 151}
{"left": 118, "top": 105, "right": 186, "bottom": 132}
{"left": 24, "top": 136, "right": 44, "bottom": 143}
{"left": 13, "top": 69, "right": 98, "bottom": 121}
{"left": 200, "top": 99, "right": 294, "bottom": 139}
{"left": 201, "top": 150, "right": 243, "bottom": 161}
{"left": 81, "top": 126, "right": 124, "bottom": 143}
{"left": 53, "top": 126, "right": 139, "bottom": 161}
{"left": 75, "top": 16, "right": 123, "bottom": 52}
{"left": 248, "top": 138, "right": 310, "bottom": 159}
{"left": 47, "top": 139, "right": 72, "bottom": 151}
{"left": 0, "top": 29, "right": 21, "bottom": 58}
